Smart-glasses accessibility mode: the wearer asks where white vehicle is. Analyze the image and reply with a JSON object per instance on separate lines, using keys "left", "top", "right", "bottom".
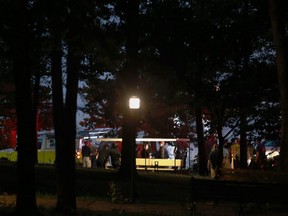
{"left": 263, "top": 140, "right": 280, "bottom": 160}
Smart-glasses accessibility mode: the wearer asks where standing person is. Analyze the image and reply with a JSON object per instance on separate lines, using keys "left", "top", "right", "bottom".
{"left": 141, "top": 142, "right": 153, "bottom": 158}
{"left": 207, "top": 144, "right": 219, "bottom": 178}
{"left": 166, "top": 142, "right": 176, "bottom": 159}
{"left": 155, "top": 141, "right": 168, "bottom": 159}
{"left": 174, "top": 140, "right": 188, "bottom": 169}
{"left": 255, "top": 138, "right": 266, "bottom": 169}
{"left": 110, "top": 143, "right": 121, "bottom": 169}
{"left": 97, "top": 143, "right": 110, "bottom": 168}
{"left": 223, "top": 139, "right": 231, "bottom": 168}
{"left": 247, "top": 140, "right": 255, "bottom": 168}
{"left": 204, "top": 135, "right": 217, "bottom": 160}
{"left": 90, "top": 145, "right": 99, "bottom": 168}
{"left": 231, "top": 138, "right": 240, "bottom": 169}
{"left": 82, "top": 140, "right": 92, "bottom": 168}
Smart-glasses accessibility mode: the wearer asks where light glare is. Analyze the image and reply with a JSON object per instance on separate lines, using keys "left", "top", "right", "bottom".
{"left": 129, "top": 97, "right": 140, "bottom": 109}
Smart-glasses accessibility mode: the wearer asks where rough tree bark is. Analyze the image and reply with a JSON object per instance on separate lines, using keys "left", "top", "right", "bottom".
{"left": 269, "top": 0, "right": 288, "bottom": 172}
{"left": 11, "top": 0, "right": 38, "bottom": 214}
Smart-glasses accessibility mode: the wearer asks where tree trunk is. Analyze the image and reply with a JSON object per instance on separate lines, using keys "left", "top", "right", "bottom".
{"left": 269, "top": 0, "right": 288, "bottom": 172}
{"left": 195, "top": 106, "right": 206, "bottom": 175}
{"left": 33, "top": 70, "right": 40, "bottom": 164}
{"left": 217, "top": 124, "right": 224, "bottom": 168}
{"left": 212, "top": 105, "right": 225, "bottom": 167}
{"left": 54, "top": 46, "right": 80, "bottom": 213}
{"left": 50, "top": 38, "right": 66, "bottom": 211}
{"left": 11, "top": 0, "right": 37, "bottom": 214}
{"left": 118, "top": 0, "right": 139, "bottom": 180}
{"left": 239, "top": 108, "right": 248, "bottom": 169}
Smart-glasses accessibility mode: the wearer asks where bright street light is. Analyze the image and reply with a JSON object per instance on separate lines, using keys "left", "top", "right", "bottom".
{"left": 129, "top": 97, "right": 140, "bottom": 109}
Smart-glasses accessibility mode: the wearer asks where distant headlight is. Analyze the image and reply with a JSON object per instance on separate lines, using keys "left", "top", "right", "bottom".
{"left": 75, "top": 151, "right": 81, "bottom": 159}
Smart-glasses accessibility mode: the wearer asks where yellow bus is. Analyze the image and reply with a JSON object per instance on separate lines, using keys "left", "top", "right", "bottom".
{"left": 0, "top": 132, "right": 57, "bottom": 164}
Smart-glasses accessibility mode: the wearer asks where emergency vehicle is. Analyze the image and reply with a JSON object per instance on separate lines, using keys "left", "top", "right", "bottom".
{"left": 0, "top": 131, "right": 56, "bottom": 164}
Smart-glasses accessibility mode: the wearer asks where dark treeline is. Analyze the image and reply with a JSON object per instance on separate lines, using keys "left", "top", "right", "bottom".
{"left": 0, "top": 0, "right": 288, "bottom": 214}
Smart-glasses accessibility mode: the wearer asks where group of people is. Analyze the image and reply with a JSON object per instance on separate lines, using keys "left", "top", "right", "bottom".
{"left": 81, "top": 140, "right": 121, "bottom": 169}
{"left": 229, "top": 137, "right": 267, "bottom": 169}
{"left": 140, "top": 141, "right": 169, "bottom": 159}
{"left": 82, "top": 140, "right": 189, "bottom": 169}
{"left": 206, "top": 137, "right": 267, "bottom": 179}
{"left": 138, "top": 140, "right": 188, "bottom": 169}
{"left": 251, "top": 138, "right": 267, "bottom": 169}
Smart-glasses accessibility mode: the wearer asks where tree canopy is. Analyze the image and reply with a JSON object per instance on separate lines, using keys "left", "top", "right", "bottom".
{"left": 1, "top": 0, "right": 288, "bottom": 213}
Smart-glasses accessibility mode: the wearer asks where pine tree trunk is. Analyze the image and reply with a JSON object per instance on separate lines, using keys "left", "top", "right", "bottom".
{"left": 118, "top": 0, "right": 139, "bottom": 180}
{"left": 12, "top": 0, "right": 37, "bottom": 214}
{"left": 269, "top": 0, "right": 288, "bottom": 172}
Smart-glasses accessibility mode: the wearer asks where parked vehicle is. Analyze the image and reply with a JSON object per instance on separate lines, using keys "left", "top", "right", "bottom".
{"left": 37, "top": 132, "right": 56, "bottom": 164}
{"left": 0, "top": 131, "right": 56, "bottom": 164}
{"left": 1, "top": 129, "right": 193, "bottom": 170}
{"left": 263, "top": 139, "right": 280, "bottom": 160}
{"left": 0, "top": 148, "right": 16, "bottom": 161}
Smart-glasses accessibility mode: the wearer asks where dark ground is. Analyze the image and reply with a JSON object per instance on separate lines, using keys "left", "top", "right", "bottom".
{"left": 1, "top": 162, "right": 288, "bottom": 215}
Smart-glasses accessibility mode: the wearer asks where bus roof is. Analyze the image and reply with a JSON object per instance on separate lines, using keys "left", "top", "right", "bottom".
{"left": 87, "top": 138, "right": 190, "bottom": 142}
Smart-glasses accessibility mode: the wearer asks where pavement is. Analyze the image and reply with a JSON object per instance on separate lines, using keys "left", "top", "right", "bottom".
{"left": 189, "top": 201, "right": 288, "bottom": 216}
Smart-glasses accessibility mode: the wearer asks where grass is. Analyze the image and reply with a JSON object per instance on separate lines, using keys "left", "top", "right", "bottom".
{"left": 0, "top": 162, "right": 192, "bottom": 215}
{"left": 1, "top": 162, "right": 288, "bottom": 216}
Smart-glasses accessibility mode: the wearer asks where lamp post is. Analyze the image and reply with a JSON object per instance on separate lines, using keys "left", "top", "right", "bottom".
{"left": 129, "top": 96, "right": 140, "bottom": 202}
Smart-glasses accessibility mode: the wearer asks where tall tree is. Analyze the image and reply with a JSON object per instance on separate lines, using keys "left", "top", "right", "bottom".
{"left": 269, "top": 0, "right": 288, "bottom": 172}
{"left": 48, "top": 0, "right": 67, "bottom": 211}
{"left": 44, "top": 0, "right": 84, "bottom": 211}
{"left": 10, "top": 0, "right": 38, "bottom": 214}
{"left": 118, "top": 0, "right": 140, "bottom": 184}
{"left": 53, "top": 0, "right": 86, "bottom": 211}
{"left": 112, "top": 0, "right": 141, "bottom": 203}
